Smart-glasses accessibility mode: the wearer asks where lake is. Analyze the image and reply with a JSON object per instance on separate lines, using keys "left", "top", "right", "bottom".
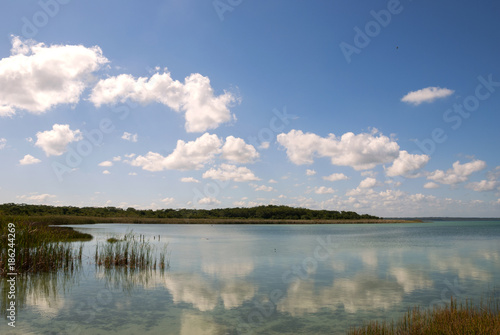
{"left": 2, "top": 221, "right": 500, "bottom": 334}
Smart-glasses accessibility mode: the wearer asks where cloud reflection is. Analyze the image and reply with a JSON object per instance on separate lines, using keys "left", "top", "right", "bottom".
{"left": 390, "top": 267, "right": 433, "bottom": 293}
{"left": 278, "top": 273, "right": 404, "bottom": 316}
{"left": 163, "top": 273, "right": 255, "bottom": 311}
{"left": 428, "top": 252, "right": 493, "bottom": 281}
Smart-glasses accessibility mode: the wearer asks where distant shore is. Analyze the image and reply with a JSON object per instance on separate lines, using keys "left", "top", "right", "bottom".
{"left": 15, "top": 215, "right": 422, "bottom": 225}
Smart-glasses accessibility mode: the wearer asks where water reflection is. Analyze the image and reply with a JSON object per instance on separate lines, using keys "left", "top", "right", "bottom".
{"left": 164, "top": 273, "right": 255, "bottom": 311}
{"left": 428, "top": 250, "right": 494, "bottom": 281}
{"left": 97, "top": 266, "right": 163, "bottom": 292}
{"left": 358, "top": 249, "right": 378, "bottom": 268}
{"left": 389, "top": 267, "right": 433, "bottom": 293}
{"left": 95, "top": 266, "right": 257, "bottom": 312}
{"left": 179, "top": 311, "right": 227, "bottom": 335}
{"left": 278, "top": 273, "right": 404, "bottom": 316}
{"left": 1, "top": 222, "right": 499, "bottom": 335}
{"left": 202, "top": 262, "right": 254, "bottom": 279}
{"left": 1, "top": 270, "right": 79, "bottom": 316}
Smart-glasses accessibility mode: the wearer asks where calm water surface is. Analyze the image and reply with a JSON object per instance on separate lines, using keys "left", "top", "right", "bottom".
{"left": 2, "top": 221, "right": 500, "bottom": 334}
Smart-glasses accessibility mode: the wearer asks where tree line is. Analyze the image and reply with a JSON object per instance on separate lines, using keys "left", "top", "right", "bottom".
{"left": 0, "top": 203, "right": 379, "bottom": 220}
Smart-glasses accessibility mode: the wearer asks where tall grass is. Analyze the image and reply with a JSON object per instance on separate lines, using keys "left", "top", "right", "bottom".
{"left": 348, "top": 296, "right": 500, "bottom": 335}
{"left": 0, "top": 218, "right": 91, "bottom": 276}
{"left": 94, "top": 232, "right": 169, "bottom": 271}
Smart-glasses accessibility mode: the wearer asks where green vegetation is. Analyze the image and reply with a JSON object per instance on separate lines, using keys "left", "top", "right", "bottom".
{"left": 0, "top": 203, "right": 380, "bottom": 221}
{"left": 348, "top": 297, "right": 500, "bottom": 335}
{"left": 0, "top": 218, "right": 91, "bottom": 277}
{"left": 95, "top": 232, "right": 169, "bottom": 271}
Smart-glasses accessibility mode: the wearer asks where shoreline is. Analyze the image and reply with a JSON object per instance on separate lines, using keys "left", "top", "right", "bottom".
{"left": 14, "top": 215, "right": 422, "bottom": 225}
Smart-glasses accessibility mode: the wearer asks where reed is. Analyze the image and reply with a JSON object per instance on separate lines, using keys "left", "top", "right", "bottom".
{"left": 95, "top": 232, "right": 169, "bottom": 271}
{"left": 348, "top": 296, "right": 500, "bottom": 335}
{"left": 0, "top": 218, "right": 91, "bottom": 276}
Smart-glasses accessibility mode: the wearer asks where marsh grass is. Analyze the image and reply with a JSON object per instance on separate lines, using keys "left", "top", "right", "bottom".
{"left": 348, "top": 296, "right": 500, "bottom": 335}
{"left": 95, "top": 232, "right": 169, "bottom": 271}
{"left": 0, "top": 218, "right": 91, "bottom": 276}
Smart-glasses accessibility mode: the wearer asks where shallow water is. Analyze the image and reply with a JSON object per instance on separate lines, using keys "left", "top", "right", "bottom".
{"left": 2, "top": 221, "right": 500, "bottom": 334}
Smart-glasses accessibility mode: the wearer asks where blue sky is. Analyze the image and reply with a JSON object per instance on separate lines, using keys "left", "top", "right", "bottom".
{"left": 0, "top": 0, "right": 499, "bottom": 217}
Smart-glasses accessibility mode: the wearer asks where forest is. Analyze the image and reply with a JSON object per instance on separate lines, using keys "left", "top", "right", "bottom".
{"left": 0, "top": 203, "right": 379, "bottom": 221}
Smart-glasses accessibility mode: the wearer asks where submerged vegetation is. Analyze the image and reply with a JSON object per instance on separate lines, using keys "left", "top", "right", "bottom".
{"left": 0, "top": 218, "right": 91, "bottom": 277}
{"left": 348, "top": 297, "right": 500, "bottom": 335}
{"left": 0, "top": 203, "right": 380, "bottom": 221}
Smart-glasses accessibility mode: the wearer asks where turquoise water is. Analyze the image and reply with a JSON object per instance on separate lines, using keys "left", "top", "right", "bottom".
{"left": 1, "top": 221, "right": 500, "bottom": 334}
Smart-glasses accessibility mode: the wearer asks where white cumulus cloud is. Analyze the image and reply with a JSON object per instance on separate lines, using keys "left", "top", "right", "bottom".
{"left": 129, "top": 133, "right": 222, "bottom": 171}
{"left": 221, "top": 136, "right": 259, "bottom": 163}
{"left": 17, "top": 193, "right": 56, "bottom": 203}
{"left": 90, "top": 71, "right": 237, "bottom": 133}
{"left": 203, "top": 164, "right": 260, "bottom": 182}
{"left": 277, "top": 129, "right": 400, "bottom": 170}
{"left": 323, "top": 173, "right": 349, "bottom": 182}
{"left": 259, "top": 142, "right": 270, "bottom": 149}
{"left": 427, "top": 160, "right": 486, "bottom": 185}
{"left": 181, "top": 177, "right": 200, "bottom": 183}
{"left": 401, "top": 87, "right": 454, "bottom": 105}
{"left": 359, "top": 177, "right": 378, "bottom": 189}
{"left": 314, "top": 186, "right": 335, "bottom": 194}
{"left": 128, "top": 134, "right": 257, "bottom": 172}
{"left": 198, "top": 197, "right": 221, "bottom": 205}
{"left": 0, "top": 138, "right": 6, "bottom": 149}
{"left": 121, "top": 132, "right": 138, "bottom": 142}
{"left": 465, "top": 180, "right": 498, "bottom": 192}
{"left": 386, "top": 150, "right": 430, "bottom": 177}
{"left": 254, "top": 185, "right": 274, "bottom": 192}
{"left": 98, "top": 161, "right": 113, "bottom": 167}
{"left": 306, "top": 169, "right": 316, "bottom": 176}
{"left": 35, "top": 124, "right": 82, "bottom": 156}
{"left": 161, "top": 197, "right": 176, "bottom": 205}
{"left": 0, "top": 36, "right": 108, "bottom": 116}
{"left": 423, "top": 182, "right": 440, "bottom": 189}
{"left": 19, "top": 154, "right": 41, "bottom": 165}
